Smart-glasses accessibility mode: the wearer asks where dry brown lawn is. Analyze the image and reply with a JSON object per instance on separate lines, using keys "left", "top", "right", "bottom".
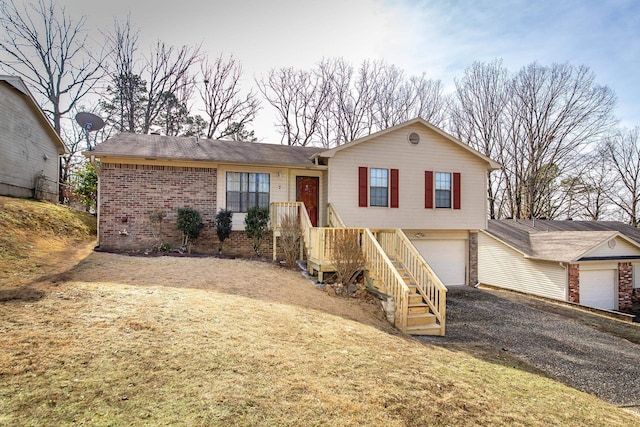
{"left": 2, "top": 247, "right": 638, "bottom": 426}
{"left": 1, "top": 196, "right": 638, "bottom": 425}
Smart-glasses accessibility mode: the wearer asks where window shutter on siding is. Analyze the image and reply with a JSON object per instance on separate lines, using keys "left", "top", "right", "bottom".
{"left": 453, "top": 172, "right": 461, "bottom": 209}
{"left": 390, "top": 168, "right": 399, "bottom": 208}
{"left": 358, "top": 167, "right": 368, "bottom": 207}
{"left": 425, "top": 170, "right": 433, "bottom": 209}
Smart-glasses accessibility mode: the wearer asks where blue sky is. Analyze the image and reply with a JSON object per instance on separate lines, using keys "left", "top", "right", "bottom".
{"left": 62, "top": 0, "right": 639, "bottom": 139}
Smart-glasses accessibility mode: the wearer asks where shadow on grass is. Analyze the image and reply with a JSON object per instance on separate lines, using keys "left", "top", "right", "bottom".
{"left": 0, "top": 286, "right": 45, "bottom": 302}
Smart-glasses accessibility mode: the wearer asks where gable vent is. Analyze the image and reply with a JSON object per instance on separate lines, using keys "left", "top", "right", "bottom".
{"left": 408, "top": 132, "right": 420, "bottom": 145}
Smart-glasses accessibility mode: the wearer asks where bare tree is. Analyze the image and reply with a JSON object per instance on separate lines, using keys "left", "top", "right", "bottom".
{"left": 562, "top": 149, "right": 614, "bottom": 220}
{"left": 102, "top": 15, "right": 144, "bottom": 133}
{"left": 260, "top": 58, "right": 446, "bottom": 148}
{"left": 375, "top": 68, "right": 446, "bottom": 129}
{"left": 257, "top": 66, "right": 329, "bottom": 146}
{"left": 603, "top": 127, "right": 640, "bottom": 226}
{"left": 199, "top": 54, "right": 259, "bottom": 139}
{"left": 509, "top": 63, "right": 616, "bottom": 219}
{"left": 450, "top": 60, "right": 510, "bottom": 219}
{"left": 142, "top": 41, "right": 200, "bottom": 134}
{"left": 407, "top": 74, "right": 447, "bottom": 127}
{"left": 0, "top": 0, "right": 105, "bottom": 135}
{"left": 329, "top": 59, "right": 380, "bottom": 145}
{"left": 103, "top": 17, "right": 201, "bottom": 135}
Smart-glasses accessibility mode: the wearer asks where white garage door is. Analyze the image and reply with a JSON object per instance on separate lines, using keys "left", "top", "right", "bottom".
{"left": 580, "top": 269, "right": 616, "bottom": 310}
{"left": 412, "top": 240, "right": 466, "bottom": 286}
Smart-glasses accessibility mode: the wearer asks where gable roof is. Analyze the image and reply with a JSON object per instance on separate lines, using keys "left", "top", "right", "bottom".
{"left": 484, "top": 219, "right": 640, "bottom": 262}
{"left": 313, "top": 117, "right": 502, "bottom": 170}
{"left": 0, "top": 75, "right": 67, "bottom": 154}
{"left": 88, "top": 133, "right": 326, "bottom": 168}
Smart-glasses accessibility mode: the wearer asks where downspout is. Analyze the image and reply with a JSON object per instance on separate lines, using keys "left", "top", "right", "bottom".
{"left": 90, "top": 155, "right": 100, "bottom": 248}
{"left": 559, "top": 262, "right": 568, "bottom": 301}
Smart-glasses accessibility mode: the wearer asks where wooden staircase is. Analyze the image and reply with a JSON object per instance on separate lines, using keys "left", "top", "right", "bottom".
{"left": 270, "top": 202, "right": 447, "bottom": 336}
{"left": 394, "top": 260, "right": 441, "bottom": 335}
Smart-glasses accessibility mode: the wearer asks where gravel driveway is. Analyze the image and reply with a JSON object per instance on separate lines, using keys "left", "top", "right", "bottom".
{"left": 418, "top": 286, "right": 640, "bottom": 408}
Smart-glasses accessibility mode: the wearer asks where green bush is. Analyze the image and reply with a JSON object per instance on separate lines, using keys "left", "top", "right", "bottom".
{"left": 73, "top": 162, "right": 98, "bottom": 211}
{"left": 176, "top": 207, "right": 203, "bottom": 253}
{"left": 215, "top": 209, "right": 233, "bottom": 254}
{"left": 244, "top": 206, "right": 270, "bottom": 257}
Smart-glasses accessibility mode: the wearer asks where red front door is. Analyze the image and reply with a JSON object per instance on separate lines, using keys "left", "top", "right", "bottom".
{"left": 296, "top": 176, "right": 319, "bottom": 227}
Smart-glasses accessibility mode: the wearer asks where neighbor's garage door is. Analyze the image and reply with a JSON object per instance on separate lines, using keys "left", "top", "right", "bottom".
{"left": 580, "top": 269, "right": 616, "bottom": 310}
{"left": 412, "top": 240, "right": 466, "bottom": 286}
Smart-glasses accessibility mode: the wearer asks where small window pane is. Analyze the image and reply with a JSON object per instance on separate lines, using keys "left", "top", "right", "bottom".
{"left": 370, "top": 168, "right": 388, "bottom": 207}
{"left": 435, "top": 172, "right": 451, "bottom": 208}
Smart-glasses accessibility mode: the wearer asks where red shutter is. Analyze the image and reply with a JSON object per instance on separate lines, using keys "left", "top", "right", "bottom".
{"left": 425, "top": 171, "right": 433, "bottom": 209}
{"left": 358, "top": 167, "right": 368, "bottom": 207}
{"left": 390, "top": 168, "right": 399, "bottom": 208}
{"left": 453, "top": 172, "right": 461, "bottom": 210}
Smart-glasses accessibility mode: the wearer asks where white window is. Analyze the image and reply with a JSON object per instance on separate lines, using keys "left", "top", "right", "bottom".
{"left": 226, "top": 172, "right": 270, "bottom": 212}
{"left": 435, "top": 172, "right": 451, "bottom": 208}
{"left": 369, "top": 168, "right": 388, "bottom": 207}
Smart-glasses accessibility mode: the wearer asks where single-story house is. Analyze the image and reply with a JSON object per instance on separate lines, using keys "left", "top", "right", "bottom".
{"left": 479, "top": 219, "right": 640, "bottom": 312}
{"left": 87, "top": 117, "right": 500, "bottom": 286}
{"left": 0, "top": 75, "right": 67, "bottom": 202}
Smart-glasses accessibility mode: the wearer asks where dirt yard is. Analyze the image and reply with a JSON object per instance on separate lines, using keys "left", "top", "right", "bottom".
{"left": 46, "top": 250, "right": 396, "bottom": 331}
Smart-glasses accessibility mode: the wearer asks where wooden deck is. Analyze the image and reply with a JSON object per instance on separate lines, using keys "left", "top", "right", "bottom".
{"left": 270, "top": 202, "right": 447, "bottom": 336}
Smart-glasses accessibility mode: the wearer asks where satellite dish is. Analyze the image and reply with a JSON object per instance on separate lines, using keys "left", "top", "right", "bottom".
{"left": 75, "top": 112, "right": 105, "bottom": 151}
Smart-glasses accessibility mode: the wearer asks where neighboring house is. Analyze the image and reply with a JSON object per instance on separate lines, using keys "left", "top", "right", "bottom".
{"left": 0, "top": 75, "right": 67, "bottom": 202}
{"left": 479, "top": 219, "right": 640, "bottom": 312}
{"left": 88, "top": 118, "right": 499, "bottom": 286}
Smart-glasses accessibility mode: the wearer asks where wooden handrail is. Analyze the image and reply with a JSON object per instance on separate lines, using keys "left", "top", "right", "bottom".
{"left": 361, "top": 229, "right": 410, "bottom": 333}
{"left": 327, "top": 203, "right": 346, "bottom": 228}
{"left": 271, "top": 202, "right": 445, "bottom": 335}
{"left": 271, "top": 202, "right": 314, "bottom": 261}
{"left": 376, "top": 229, "right": 447, "bottom": 336}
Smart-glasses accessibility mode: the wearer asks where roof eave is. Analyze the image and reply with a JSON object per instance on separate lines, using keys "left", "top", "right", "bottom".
{"left": 86, "top": 152, "right": 326, "bottom": 169}
{"left": 480, "top": 229, "right": 531, "bottom": 257}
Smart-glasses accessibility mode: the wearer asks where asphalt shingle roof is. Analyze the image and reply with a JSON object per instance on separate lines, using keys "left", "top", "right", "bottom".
{"left": 486, "top": 219, "right": 640, "bottom": 262}
{"left": 89, "top": 133, "right": 325, "bottom": 167}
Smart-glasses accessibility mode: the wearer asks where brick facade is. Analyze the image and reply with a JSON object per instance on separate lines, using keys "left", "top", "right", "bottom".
{"left": 98, "top": 163, "right": 277, "bottom": 257}
{"left": 567, "top": 262, "right": 636, "bottom": 312}
{"left": 468, "top": 232, "right": 478, "bottom": 285}
{"left": 618, "top": 262, "right": 633, "bottom": 311}
{"left": 98, "top": 163, "right": 217, "bottom": 253}
{"left": 221, "top": 230, "right": 274, "bottom": 258}
{"left": 568, "top": 264, "right": 580, "bottom": 303}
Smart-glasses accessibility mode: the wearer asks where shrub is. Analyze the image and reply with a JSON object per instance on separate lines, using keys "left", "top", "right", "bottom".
{"left": 244, "top": 206, "right": 270, "bottom": 257}
{"left": 279, "top": 213, "right": 300, "bottom": 266}
{"left": 148, "top": 210, "right": 166, "bottom": 252}
{"left": 215, "top": 209, "right": 233, "bottom": 254}
{"left": 73, "top": 162, "right": 98, "bottom": 211}
{"left": 176, "top": 208, "right": 203, "bottom": 253}
{"left": 330, "top": 229, "right": 365, "bottom": 287}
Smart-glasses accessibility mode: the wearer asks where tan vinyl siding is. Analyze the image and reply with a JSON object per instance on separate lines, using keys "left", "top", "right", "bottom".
{"left": 321, "top": 170, "right": 328, "bottom": 226}
{"left": 479, "top": 232, "right": 567, "bottom": 301}
{"left": 217, "top": 165, "right": 326, "bottom": 230}
{"left": 0, "top": 83, "right": 60, "bottom": 201}
{"left": 327, "top": 123, "right": 489, "bottom": 230}
{"left": 582, "top": 236, "right": 640, "bottom": 258}
{"left": 578, "top": 261, "right": 618, "bottom": 271}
